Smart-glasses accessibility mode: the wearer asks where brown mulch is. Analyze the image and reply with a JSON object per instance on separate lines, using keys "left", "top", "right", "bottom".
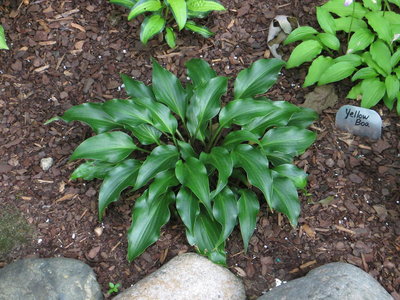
{"left": 1, "top": 0, "right": 399, "bottom": 299}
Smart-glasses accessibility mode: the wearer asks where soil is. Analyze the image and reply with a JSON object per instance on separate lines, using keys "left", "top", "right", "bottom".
{"left": 1, "top": 0, "right": 399, "bottom": 299}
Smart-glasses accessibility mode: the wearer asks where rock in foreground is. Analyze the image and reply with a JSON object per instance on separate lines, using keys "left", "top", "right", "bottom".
{"left": 114, "top": 253, "right": 246, "bottom": 300}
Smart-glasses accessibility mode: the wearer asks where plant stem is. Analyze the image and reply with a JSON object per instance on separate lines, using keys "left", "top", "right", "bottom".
{"left": 176, "top": 129, "right": 185, "bottom": 141}
{"left": 207, "top": 126, "right": 223, "bottom": 152}
{"left": 136, "top": 146, "right": 151, "bottom": 153}
{"left": 383, "top": 0, "right": 391, "bottom": 11}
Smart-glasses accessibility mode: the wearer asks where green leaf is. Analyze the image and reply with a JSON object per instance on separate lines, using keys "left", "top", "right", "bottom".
{"left": 388, "top": 0, "right": 400, "bottom": 8}
{"left": 346, "top": 82, "right": 362, "bottom": 99}
{"left": 175, "top": 158, "right": 211, "bottom": 214}
{"left": 370, "top": 39, "right": 392, "bottom": 75}
{"left": 316, "top": 7, "right": 336, "bottom": 35}
{"left": 128, "top": 124, "right": 161, "bottom": 145}
{"left": 152, "top": 59, "right": 187, "bottom": 120}
{"left": 397, "top": 93, "right": 400, "bottom": 114}
{"left": 351, "top": 67, "right": 378, "bottom": 81}
{"left": 287, "top": 108, "right": 319, "bottom": 128}
{"left": 70, "top": 132, "right": 137, "bottom": 163}
{"left": 110, "top": 0, "right": 137, "bottom": 9}
{"left": 318, "top": 62, "right": 356, "bottom": 85}
{"left": 199, "top": 147, "right": 233, "bottom": 198}
{"left": 219, "top": 99, "right": 275, "bottom": 128}
{"left": 286, "top": 40, "right": 323, "bottom": 69}
{"left": 187, "top": 0, "right": 225, "bottom": 12}
{"left": 362, "top": 52, "right": 387, "bottom": 76}
{"left": 128, "top": 0, "right": 162, "bottom": 20}
{"left": 135, "top": 145, "right": 179, "bottom": 189}
{"left": 184, "top": 20, "right": 214, "bottom": 38}
{"left": 234, "top": 58, "right": 285, "bottom": 99}
{"left": 317, "top": 33, "right": 340, "bottom": 51}
{"left": 166, "top": 0, "right": 187, "bottom": 30}
{"left": 127, "top": 191, "right": 174, "bottom": 261}
{"left": 185, "top": 58, "right": 217, "bottom": 87}
{"left": 120, "top": 74, "right": 155, "bottom": 100}
{"left": 362, "top": 0, "right": 382, "bottom": 11}
{"left": 390, "top": 48, "right": 400, "bottom": 68}
{"left": 270, "top": 177, "right": 300, "bottom": 227}
{"left": 347, "top": 28, "right": 375, "bottom": 54}
{"left": 70, "top": 161, "right": 115, "bottom": 181}
{"left": 187, "top": 76, "right": 227, "bottom": 141}
{"left": 333, "top": 17, "right": 367, "bottom": 33}
{"left": 165, "top": 27, "right": 176, "bottom": 48}
{"left": 0, "top": 25, "right": 9, "bottom": 50}
{"left": 222, "top": 130, "right": 261, "bottom": 150}
{"left": 366, "top": 11, "right": 393, "bottom": 44}
{"left": 46, "top": 103, "right": 120, "bottom": 134}
{"left": 237, "top": 189, "right": 259, "bottom": 252}
{"left": 383, "top": 93, "right": 395, "bottom": 110}
{"left": 176, "top": 187, "right": 200, "bottom": 232}
{"left": 385, "top": 75, "right": 400, "bottom": 101}
{"left": 322, "top": 0, "right": 367, "bottom": 19}
{"left": 264, "top": 151, "right": 294, "bottom": 166}
{"left": 147, "top": 169, "right": 179, "bottom": 200}
{"left": 99, "top": 159, "right": 141, "bottom": 218}
{"left": 231, "top": 144, "right": 273, "bottom": 206}
{"left": 177, "top": 140, "right": 197, "bottom": 160}
{"left": 303, "top": 56, "right": 334, "bottom": 87}
{"left": 273, "top": 164, "right": 308, "bottom": 189}
{"left": 284, "top": 26, "right": 319, "bottom": 45}
{"left": 334, "top": 54, "right": 363, "bottom": 67}
{"left": 140, "top": 14, "right": 166, "bottom": 45}
{"left": 361, "top": 78, "right": 386, "bottom": 108}
{"left": 103, "top": 99, "right": 153, "bottom": 128}
{"left": 213, "top": 187, "right": 238, "bottom": 245}
{"left": 260, "top": 126, "right": 316, "bottom": 156}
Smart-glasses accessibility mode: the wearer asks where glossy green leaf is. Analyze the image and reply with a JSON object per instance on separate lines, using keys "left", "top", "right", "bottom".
{"left": 366, "top": 11, "right": 393, "bottom": 44}
{"left": 333, "top": 17, "right": 367, "bottom": 33}
{"left": 127, "top": 191, "right": 174, "bottom": 261}
{"left": 45, "top": 103, "right": 119, "bottom": 134}
{"left": 322, "top": 0, "right": 367, "bottom": 19}
{"left": 135, "top": 145, "right": 179, "bottom": 189}
{"left": 140, "top": 14, "right": 166, "bottom": 45}
{"left": 346, "top": 81, "right": 362, "bottom": 99}
{"left": 187, "top": 0, "right": 225, "bottom": 12}
{"left": 176, "top": 187, "right": 200, "bottom": 232}
{"left": 270, "top": 177, "right": 300, "bottom": 227}
{"left": 316, "top": 7, "right": 336, "bottom": 34}
{"left": 70, "top": 132, "right": 137, "bottom": 163}
{"left": 147, "top": 169, "right": 179, "bottom": 200}
{"left": 260, "top": 126, "right": 316, "bottom": 156}
{"left": 347, "top": 28, "right": 375, "bottom": 54}
{"left": 99, "top": 159, "right": 141, "bottom": 218}
{"left": 273, "top": 164, "right": 307, "bottom": 189}
{"left": 177, "top": 140, "right": 197, "bottom": 160}
{"left": 237, "top": 189, "right": 259, "bottom": 252}
{"left": 351, "top": 67, "right": 378, "bottom": 81}
{"left": 361, "top": 78, "right": 386, "bottom": 108}
{"left": 103, "top": 99, "right": 153, "bottom": 127}
{"left": 370, "top": 39, "right": 392, "bottom": 75}
{"left": 284, "top": 26, "right": 318, "bottom": 45}
{"left": 128, "top": 0, "right": 162, "bottom": 20}
{"left": 0, "top": 25, "right": 8, "bottom": 50}
{"left": 185, "top": 58, "right": 217, "bottom": 87}
{"left": 385, "top": 75, "right": 399, "bottom": 101}
{"left": 234, "top": 59, "right": 285, "bottom": 99}
{"left": 287, "top": 108, "right": 318, "bottom": 128}
{"left": 286, "top": 40, "right": 323, "bottom": 69}
{"left": 184, "top": 21, "right": 214, "bottom": 38}
{"left": 222, "top": 130, "right": 261, "bottom": 150}
{"left": 199, "top": 147, "right": 233, "bottom": 198}
{"left": 303, "top": 56, "right": 334, "bottom": 87}
{"left": 165, "top": 27, "right": 176, "bottom": 48}
{"left": 152, "top": 59, "right": 187, "bottom": 120}
{"left": 317, "top": 33, "right": 340, "bottom": 51}
{"left": 70, "top": 161, "right": 115, "bottom": 181}
{"left": 166, "top": 0, "right": 187, "bottom": 30}
{"left": 110, "top": 0, "right": 137, "bottom": 9}
{"left": 264, "top": 151, "right": 294, "bottom": 166}
{"left": 128, "top": 124, "right": 161, "bottom": 145}
{"left": 175, "top": 157, "right": 211, "bottom": 213}
{"left": 318, "top": 62, "right": 355, "bottom": 85}
{"left": 213, "top": 187, "right": 238, "bottom": 245}
{"left": 231, "top": 144, "right": 273, "bottom": 206}
{"left": 187, "top": 76, "right": 227, "bottom": 141}
{"left": 120, "top": 74, "right": 155, "bottom": 100}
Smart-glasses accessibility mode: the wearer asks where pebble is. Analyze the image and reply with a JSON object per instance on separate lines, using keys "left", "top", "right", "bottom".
{"left": 348, "top": 173, "right": 363, "bottom": 184}
{"left": 40, "top": 157, "right": 53, "bottom": 171}
{"left": 94, "top": 227, "right": 103, "bottom": 237}
{"left": 325, "top": 158, "right": 335, "bottom": 168}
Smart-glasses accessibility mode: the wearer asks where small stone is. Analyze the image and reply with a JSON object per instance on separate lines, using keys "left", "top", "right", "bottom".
{"left": 87, "top": 246, "right": 101, "bottom": 259}
{"left": 94, "top": 227, "right": 103, "bottom": 237}
{"left": 348, "top": 173, "right": 363, "bottom": 184}
{"left": 302, "top": 85, "right": 338, "bottom": 113}
{"left": 40, "top": 157, "right": 53, "bottom": 171}
{"left": 335, "top": 241, "right": 345, "bottom": 250}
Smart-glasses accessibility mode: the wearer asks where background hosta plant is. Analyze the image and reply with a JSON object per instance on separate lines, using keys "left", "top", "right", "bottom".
{"left": 284, "top": 0, "right": 400, "bottom": 114}
{"left": 109, "top": 0, "right": 225, "bottom": 48}
{"left": 0, "top": 25, "right": 9, "bottom": 50}
{"left": 47, "top": 58, "right": 317, "bottom": 264}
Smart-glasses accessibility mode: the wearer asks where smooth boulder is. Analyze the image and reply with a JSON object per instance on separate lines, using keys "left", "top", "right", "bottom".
{"left": 0, "top": 257, "right": 103, "bottom": 300}
{"left": 257, "top": 262, "right": 393, "bottom": 300}
{"left": 113, "top": 253, "right": 246, "bottom": 300}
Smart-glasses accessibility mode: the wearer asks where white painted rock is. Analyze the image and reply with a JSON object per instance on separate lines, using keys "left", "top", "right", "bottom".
{"left": 113, "top": 253, "right": 246, "bottom": 300}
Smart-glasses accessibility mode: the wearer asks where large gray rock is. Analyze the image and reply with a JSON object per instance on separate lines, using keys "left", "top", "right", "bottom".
{"left": 0, "top": 257, "right": 103, "bottom": 300}
{"left": 258, "top": 262, "right": 393, "bottom": 300}
{"left": 113, "top": 253, "right": 246, "bottom": 300}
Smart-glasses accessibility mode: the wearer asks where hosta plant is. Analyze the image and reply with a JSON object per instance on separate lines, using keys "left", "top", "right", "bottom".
{"left": 109, "top": 0, "right": 225, "bottom": 48}
{"left": 285, "top": 0, "right": 400, "bottom": 114}
{"left": 0, "top": 25, "right": 8, "bottom": 50}
{"left": 46, "top": 58, "right": 317, "bottom": 264}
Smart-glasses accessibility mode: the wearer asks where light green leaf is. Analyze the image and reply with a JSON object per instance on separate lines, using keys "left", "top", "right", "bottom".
{"left": 286, "top": 40, "right": 323, "bottom": 69}
{"left": 317, "top": 32, "right": 340, "bottom": 51}
{"left": 234, "top": 58, "right": 285, "bottom": 99}
{"left": 361, "top": 78, "right": 386, "bottom": 108}
{"left": 128, "top": 124, "right": 161, "bottom": 145}
{"left": 99, "top": 159, "right": 141, "bottom": 218}
{"left": 237, "top": 189, "right": 259, "bottom": 252}
{"left": 318, "top": 62, "right": 356, "bottom": 85}
{"left": 397, "top": 93, "right": 400, "bottom": 114}
{"left": 184, "top": 20, "right": 214, "bottom": 38}
{"left": 390, "top": 48, "right": 400, "bottom": 68}
{"left": 110, "top": 0, "right": 137, "bottom": 9}
{"left": 147, "top": 169, "right": 179, "bottom": 200}
{"left": 134, "top": 145, "right": 179, "bottom": 189}
{"left": 351, "top": 67, "right": 378, "bottom": 81}
{"left": 70, "top": 132, "right": 137, "bottom": 163}
{"left": 165, "top": 27, "right": 176, "bottom": 48}
{"left": 185, "top": 58, "right": 217, "bottom": 87}
{"left": 347, "top": 28, "right": 375, "bottom": 54}
{"left": 222, "top": 130, "right": 261, "bottom": 150}
{"left": 166, "top": 0, "right": 187, "bottom": 30}
{"left": 176, "top": 187, "right": 200, "bottom": 232}
{"left": 70, "top": 161, "right": 115, "bottom": 181}
{"left": 322, "top": 0, "right": 367, "bottom": 19}
{"left": 385, "top": 75, "right": 400, "bottom": 101}
{"left": 316, "top": 7, "right": 336, "bottom": 34}
{"left": 333, "top": 17, "right": 367, "bottom": 33}
{"left": 284, "top": 26, "right": 318, "bottom": 45}
{"left": 346, "top": 81, "right": 362, "bottom": 99}
{"left": 103, "top": 99, "right": 153, "bottom": 128}
{"left": 128, "top": 0, "right": 162, "bottom": 20}
{"left": 370, "top": 39, "right": 392, "bottom": 75}
{"left": 0, "top": 25, "right": 8, "bottom": 50}
{"left": 303, "top": 56, "right": 334, "bottom": 87}
{"left": 140, "top": 14, "right": 166, "bottom": 45}
{"left": 187, "top": 0, "right": 225, "bottom": 12}
{"left": 334, "top": 54, "right": 363, "bottom": 67}
{"left": 287, "top": 107, "right": 319, "bottom": 128}
{"left": 388, "top": 0, "right": 400, "bottom": 8}
{"left": 362, "top": 52, "right": 387, "bottom": 76}
{"left": 213, "top": 187, "right": 238, "bottom": 245}
{"left": 362, "top": 0, "right": 381, "bottom": 11}
{"left": 127, "top": 191, "right": 174, "bottom": 261}
{"left": 120, "top": 74, "right": 155, "bottom": 100}
{"left": 273, "top": 164, "right": 308, "bottom": 189}
{"left": 152, "top": 59, "right": 187, "bottom": 121}
{"left": 366, "top": 11, "right": 393, "bottom": 44}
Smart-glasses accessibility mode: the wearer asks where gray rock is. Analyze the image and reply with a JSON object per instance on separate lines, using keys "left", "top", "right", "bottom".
{"left": 0, "top": 257, "right": 103, "bottom": 300}
{"left": 257, "top": 262, "right": 393, "bottom": 300}
{"left": 40, "top": 157, "right": 53, "bottom": 171}
{"left": 113, "top": 253, "right": 246, "bottom": 300}
{"left": 302, "top": 85, "right": 338, "bottom": 114}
